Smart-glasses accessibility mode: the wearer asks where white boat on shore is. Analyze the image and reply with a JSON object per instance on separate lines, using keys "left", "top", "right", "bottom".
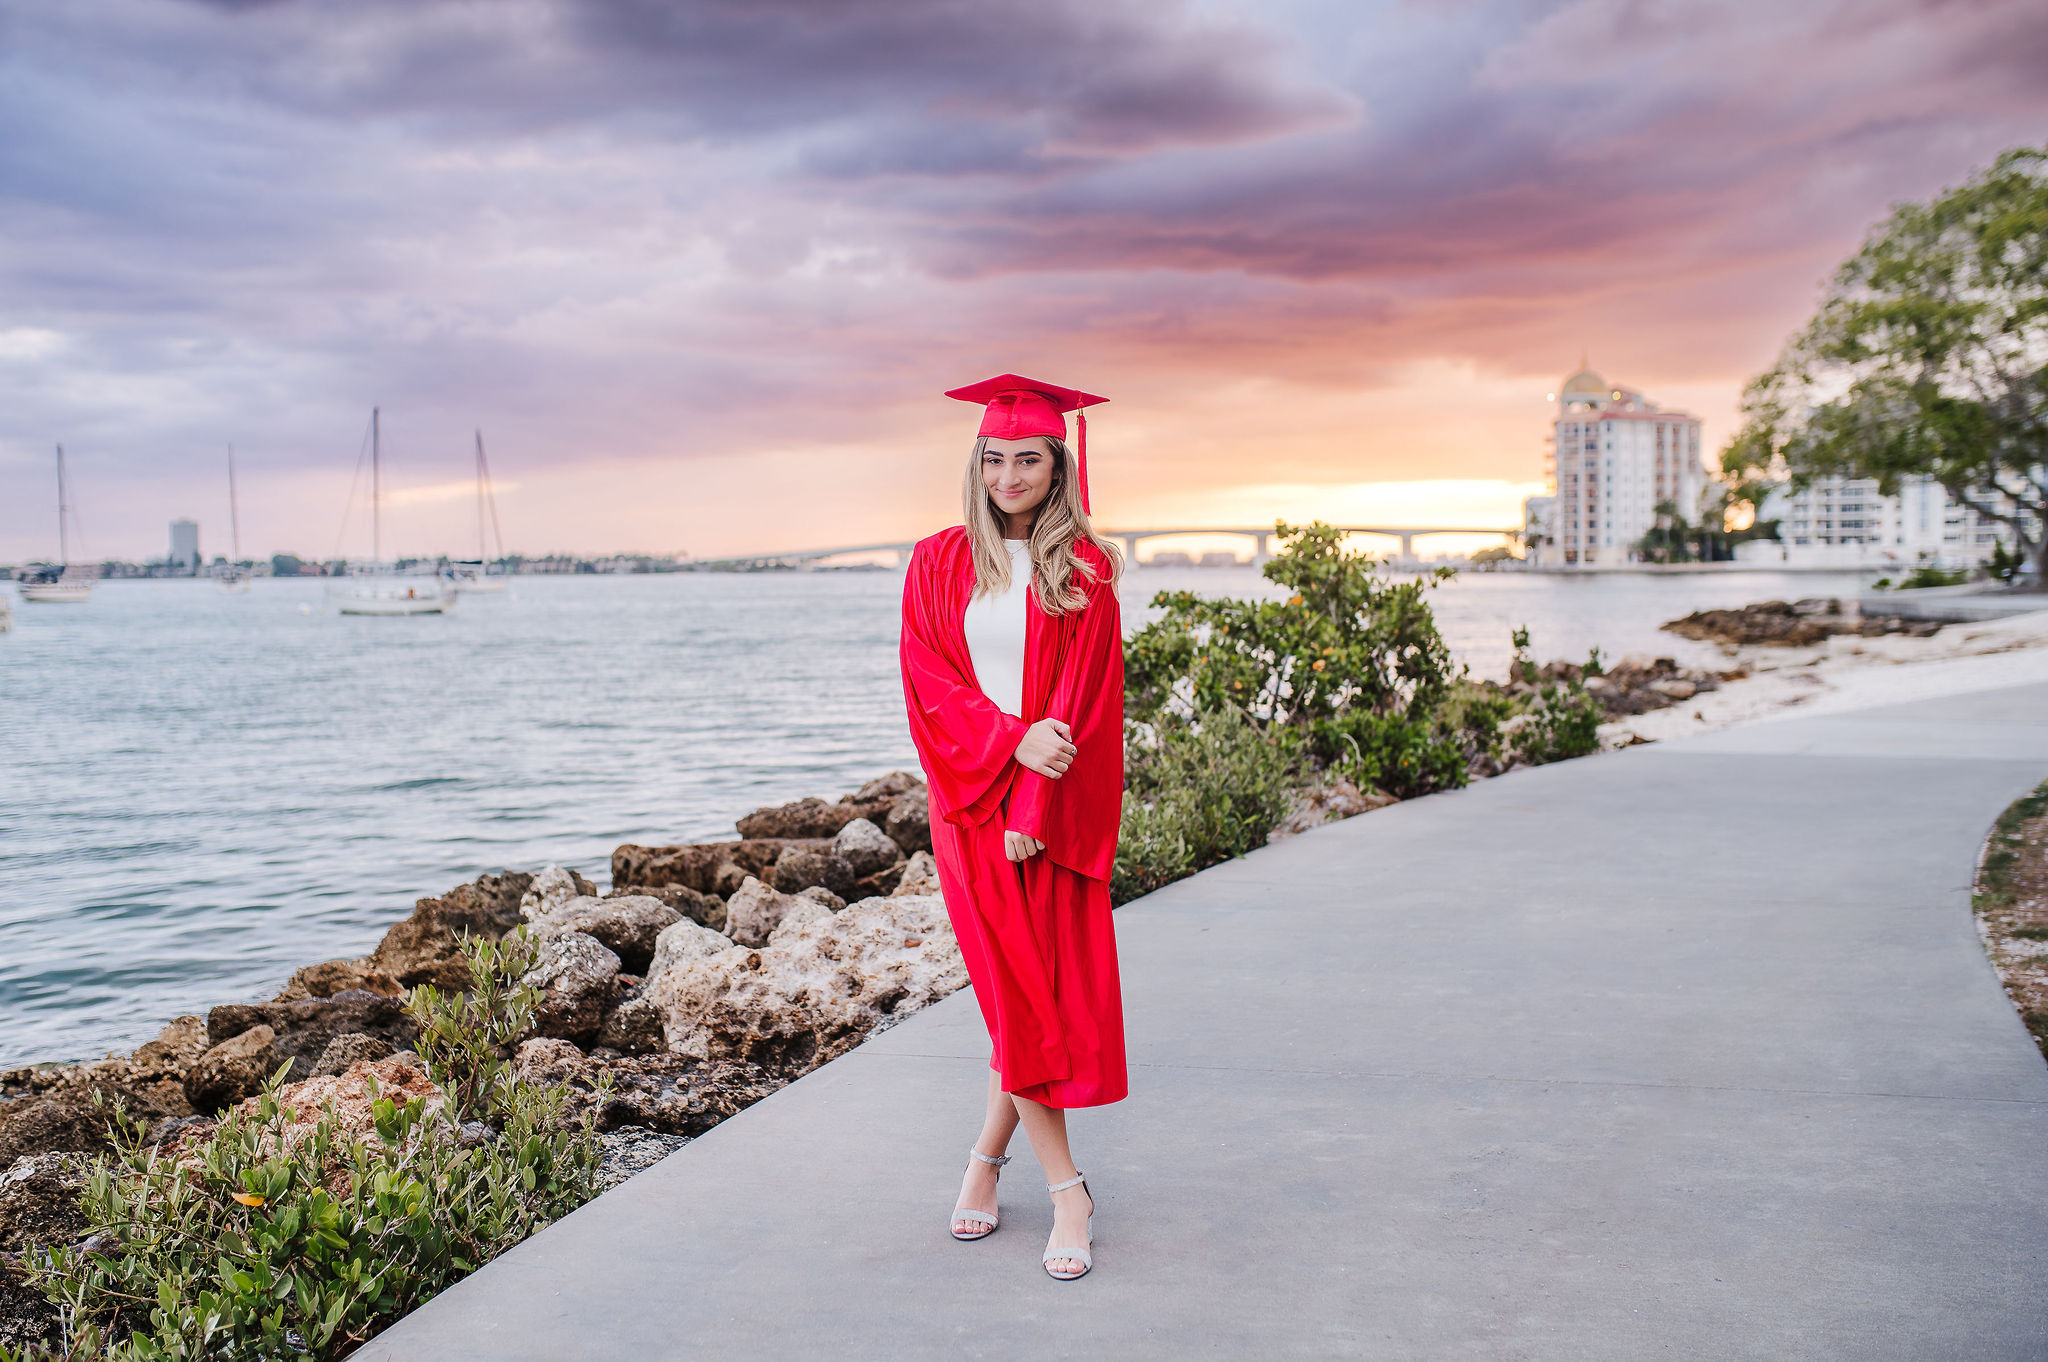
{"left": 326, "top": 408, "right": 457, "bottom": 617}
{"left": 17, "top": 446, "right": 95, "bottom": 604}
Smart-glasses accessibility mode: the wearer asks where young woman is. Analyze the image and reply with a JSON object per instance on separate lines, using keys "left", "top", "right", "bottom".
{"left": 898, "top": 374, "right": 1127, "bottom": 1282}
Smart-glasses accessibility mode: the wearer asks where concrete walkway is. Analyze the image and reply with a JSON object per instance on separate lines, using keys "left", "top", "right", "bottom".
{"left": 360, "top": 682, "right": 2048, "bottom": 1362}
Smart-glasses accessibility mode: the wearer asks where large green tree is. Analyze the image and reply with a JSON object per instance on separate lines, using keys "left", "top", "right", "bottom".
{"left": 1725, "top": 145, "right": 2048, "bottom": 583}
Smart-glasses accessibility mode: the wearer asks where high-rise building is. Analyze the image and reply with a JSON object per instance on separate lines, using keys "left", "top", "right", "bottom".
{"left": 1740, "top": 474, "right": 2033, "bottom": 569}
{"left": 169, "top": 519, "right": 200, "bottom": 573}
{"left": 1530, "top": 365, "right": 1706, "bottom": 568}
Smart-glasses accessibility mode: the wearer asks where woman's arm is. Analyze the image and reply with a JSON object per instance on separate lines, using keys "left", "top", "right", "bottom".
{"left": 1003, "top": 562, "right": 1125, "bottom": 879}
{"left": 900, "top": 541, "right": 1032, "bottom": 827}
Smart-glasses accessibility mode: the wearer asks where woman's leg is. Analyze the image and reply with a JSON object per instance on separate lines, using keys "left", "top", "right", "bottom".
{"left": 1012, "top": 1092, "right": 1093, "bottom": 1275}
{"left": 952, "top": 1067, "right": 1021, "bottom": 1236}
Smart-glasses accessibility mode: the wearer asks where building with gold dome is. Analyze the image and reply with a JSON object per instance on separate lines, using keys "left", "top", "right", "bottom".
{"left": 1527, "top": 364, "right": 1706, "bottom": 567}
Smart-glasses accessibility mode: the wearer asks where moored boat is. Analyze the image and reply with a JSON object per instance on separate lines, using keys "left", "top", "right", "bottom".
{"left": 451, "top": 430, "right": 509, "bottom": 593}
{"left": 17, "top": 447, "right": 95, "bottom": 604}
{"left": 218, "top": 445, "right": 252, "bottom": 593}
{"left": 325, "top": 409, "right": 458, "bottom": 617}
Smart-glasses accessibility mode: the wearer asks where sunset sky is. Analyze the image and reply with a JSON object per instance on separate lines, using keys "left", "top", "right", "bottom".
{"left": 3, "top": 0, "right": 2046, "bottom": 562}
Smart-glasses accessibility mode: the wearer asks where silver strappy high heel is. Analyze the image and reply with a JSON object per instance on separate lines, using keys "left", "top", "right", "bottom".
{"left": 1041, "top": 1172, "right": 1094, "bottom": 1280}
{"left": 950, "top": 1148, "right": 1010, "bottom": 1241}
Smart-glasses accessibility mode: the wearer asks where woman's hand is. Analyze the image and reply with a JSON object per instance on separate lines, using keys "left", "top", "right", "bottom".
{"left": 1015, "top": 718, "right": 1076, "bottom": 779}
{"left": 1004, "top": 830, "right": 1046, "bottom": 862}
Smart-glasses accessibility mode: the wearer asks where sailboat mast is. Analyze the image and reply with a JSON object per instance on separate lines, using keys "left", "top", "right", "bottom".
{"left": 476, "top": 430, "right": 504, "bottom": 562}
{"left": 228, "top": 445, "right": 242, "bottom": 562}
{"left": 56, "top": 445, "right": 68, "bottom": 567}
{"left": 476, "top": 430, "right": 487, "bottom": 561}
{"left": 372, "top": 407, "right": 381, "bottom": 566}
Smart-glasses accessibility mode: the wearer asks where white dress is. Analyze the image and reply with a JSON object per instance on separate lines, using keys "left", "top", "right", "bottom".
{"left": 962, "top": 538, "right": 1031, "bottom": 718}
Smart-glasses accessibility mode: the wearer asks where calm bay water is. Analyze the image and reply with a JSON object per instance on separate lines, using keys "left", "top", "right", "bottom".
{"left": 0, "top": 564, "right": 1873, "bottom": 1066}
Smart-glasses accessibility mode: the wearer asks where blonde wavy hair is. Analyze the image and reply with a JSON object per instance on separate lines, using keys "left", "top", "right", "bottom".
{"left": 962, "top": 435, "right": 1125, "bottom": 616}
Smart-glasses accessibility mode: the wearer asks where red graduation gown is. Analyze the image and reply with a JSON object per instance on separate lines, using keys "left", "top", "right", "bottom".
{"left": 899, "top": 525, "right": 1127, "bottom": 1109}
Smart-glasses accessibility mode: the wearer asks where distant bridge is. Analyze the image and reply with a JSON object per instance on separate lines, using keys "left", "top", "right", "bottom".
{"left": 689, "top": 524, "right": 1521, "bottom": 570}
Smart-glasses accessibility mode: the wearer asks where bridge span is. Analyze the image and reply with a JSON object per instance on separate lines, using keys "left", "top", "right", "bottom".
{"left": 690, "top": 524, "right": 1519, "bottom": 570}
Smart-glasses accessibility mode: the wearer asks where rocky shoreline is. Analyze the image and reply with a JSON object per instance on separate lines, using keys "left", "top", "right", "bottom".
{"left": 4, "top": 600, "right": 1997, "bottom": 1353}
{"left": 0, "top": 771, "right": 961, "bottom": 1350}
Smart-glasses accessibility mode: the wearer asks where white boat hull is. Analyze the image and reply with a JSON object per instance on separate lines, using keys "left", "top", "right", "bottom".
{"left": 20, "top": 582, "right": 93, "bottom": 603}
{"left": 217, "top": 576, "right": 252, "bottom": 594}
{"left": 330, "top": 581, "right": 456, "bottom": 615}
{"left": 453, "top": 576, "right": 506, "bottom": 594}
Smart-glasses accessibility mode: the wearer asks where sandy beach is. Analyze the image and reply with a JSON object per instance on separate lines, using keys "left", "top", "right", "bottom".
{"left": 1603, "top": 604, "right": 2048, "bottom": 746}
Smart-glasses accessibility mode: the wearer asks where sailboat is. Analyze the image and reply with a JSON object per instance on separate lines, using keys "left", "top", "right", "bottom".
{"left": 217, "top": 445, "right": 252, "bottom": 593}
{"left": 447, "top": 430, "right": 508, "bottom": 594}
{"left": 18, "top": 446, "right": 95, "bottom": 603}
{"left": 326, "top": 408, "right": 457, "bottom": 617}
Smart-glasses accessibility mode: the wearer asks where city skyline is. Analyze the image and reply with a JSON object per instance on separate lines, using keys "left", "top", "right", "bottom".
{"left": 4, "top": 0, "right": 2047, "bottom": 561}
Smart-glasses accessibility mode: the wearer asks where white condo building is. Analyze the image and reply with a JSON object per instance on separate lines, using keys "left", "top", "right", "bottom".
{"left": 1527, "top": 365, "right": 1706, "bottom": 567}
{"left": 1738, "top": 475, "right": 2032, "bottom": 570}
{"left": 169, "top": 518, "right": 200, "bottom": 574}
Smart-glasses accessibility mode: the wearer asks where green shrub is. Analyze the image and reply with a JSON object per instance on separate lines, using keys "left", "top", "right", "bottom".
{"left": 405, "top": 929, "right": 541, "bottom": 1121}
{"left": 1123, "top": 521, "right": 1484, "bottom": 799}
{"left": 4, "top": 934, "right": 603, "bottom": 1362}
{"left": 1112, "top": 704, "right": 1300, "bottom": 905}
{"left": 1892, "top": 562, "right": 1969, "bottom": 589}
{"left": 1499, "top": 629, "right": 1604, "bottom": 766}
{"left": 1510, "top": 681, "right": 1605, "bottom": 765}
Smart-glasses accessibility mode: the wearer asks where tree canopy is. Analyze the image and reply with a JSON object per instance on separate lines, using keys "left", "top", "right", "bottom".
{"left": 1723, "top": 145, "right": 2048, "bottom": 580}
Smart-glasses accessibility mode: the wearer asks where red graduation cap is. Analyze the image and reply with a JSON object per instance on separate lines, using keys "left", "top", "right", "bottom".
{"left": 945, "top": 373, "right": 1108, "bottom": 514}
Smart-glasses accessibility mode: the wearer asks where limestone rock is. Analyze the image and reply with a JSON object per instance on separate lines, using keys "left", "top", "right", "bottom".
{"left": 184, "top": 1025, "right": 283, "bottom": 1111}
{"left": 723, "top": 876, "right": 816, "bottom": 949}
{"left": 884, "top": 789, "right": 932, "bottom": 855}
{"left": 736, "top": 797, "right": 864, "bottom": 840}
{"left": 367, "top": 870, "right": 534, "bottom": 989}
{"left": 250, "top": 1058, "right": 444, "bottom": 1144}
{"left": 647, "top": 918, "right": 739, "bottom": 983}
{"left": 312, "top": 1032, "right": 395, "bottom": 1077}
{"left": 610, "top": 839, "right": 821, "bottom": 897}
{"left": 852, "top": 863, "right": 906, "bottom": 899}
{"left": 797, "top": 884, "right": 846, "bottom": 912}
{"left": 647, "top": 891, "right": 966, "bottom": 1076}
{"left": 204, "top": 991, "right": 416, "bottom": 1091}
{"left": 769, "top": 897, "right": 834, "bottom": 944}
{"left": 523, "top": 932, "right": 621, "bottom": 1044}
{"left": 851, "top": 771, "right": 923, "bottom": 803}
{"left": 595, "top": 1128, "right": 692, "bottom": 1191}
{"left": 832, "top": 817, "right": 905, "bottom": 879}
{"left": 891, "top": 850, "right": 940, "bottom": 897}
{"left": 590, "top": 1055, "right": 786, "bottom": 1135}
{"left": 0, "top": 1152, "right": 88, "bottom": 1254}
{"left": 529, "top": 895, "right": 681, "bottom": 974}
{"left": 1268, "top": 779, "right": 1398, "bottom": 841}
{"left": 512, "top": 1037, "right": 594, "bottom": 1088}
{"left": 770, "top": 845, "right": 856, "bottom": 899}
{"left": 131, "top": 1015, "right": 209, "bottom": 1073}
{"left": 272, "top": 959, "right": 403, "bottom": 1002}
{"left": 613, "top": 883, "right": 727, "bottom": 934}
{"left": 598, "top": 995, "right": 666, "bottom": 1056}
{"left": 519, "top": 865, "right": 600, "bottom": 921}
{"left": 1661, "top": 599, "right": 1874, "bottom": 648}
{"left": 0, "top": 1256, "right": 58, "bottom": 1351}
